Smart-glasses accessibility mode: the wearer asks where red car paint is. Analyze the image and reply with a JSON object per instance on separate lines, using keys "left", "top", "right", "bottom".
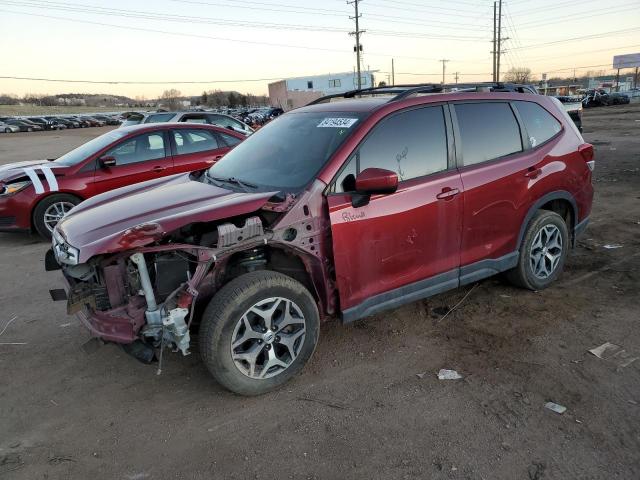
{"left": 0, "top": 123, "right": 244, "bottom": 233}
{"left": 51, "top": 91, "right": 593, "bottom": 344}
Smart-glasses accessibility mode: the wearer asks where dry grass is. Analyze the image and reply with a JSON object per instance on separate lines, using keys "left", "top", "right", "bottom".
{"left": 0, "top": 105, "right": 129, "bottom": 116}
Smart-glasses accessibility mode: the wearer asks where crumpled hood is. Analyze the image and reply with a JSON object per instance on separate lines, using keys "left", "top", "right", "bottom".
{"left": 0, "top": 160, "right": 68, "bottom": 184}
{"left": 56, "top": 173, "right": 276, "bottom": 262}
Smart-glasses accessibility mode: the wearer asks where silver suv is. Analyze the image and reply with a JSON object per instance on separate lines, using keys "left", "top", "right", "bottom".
{"left": 121, "top": 111, "right": 253, "bottom": 136}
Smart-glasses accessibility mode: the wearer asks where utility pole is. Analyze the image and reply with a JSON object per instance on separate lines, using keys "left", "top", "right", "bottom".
{"left": 348, "top": 0, "right": 364, "bottom": 90}
{"left": 492, "top": 2, "right": 497, "bottom": 82}
{"left": 496, "top": 0, "right": 502, "bottom": 82}
{"left": 454, "top": 72, "right": 460, "bottom": 84}
{"left": 391, "top": 58, "right": 395, "bottom": 86}
{"left": 440, "top": 59, "right": 449, "bottom": 85}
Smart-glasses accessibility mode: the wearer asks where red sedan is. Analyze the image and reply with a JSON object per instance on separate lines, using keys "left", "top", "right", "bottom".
{"left": 0, "top": 123, "right": 244, "bottom": 238}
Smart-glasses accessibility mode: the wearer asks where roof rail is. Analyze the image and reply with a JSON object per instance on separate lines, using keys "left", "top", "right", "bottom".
{"left": 306, "top": 82, "right": 537, "bottom": 106}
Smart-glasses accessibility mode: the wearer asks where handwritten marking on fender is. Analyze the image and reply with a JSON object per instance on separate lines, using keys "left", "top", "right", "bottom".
{"left": 342, "top": 211, "right": 366, "bottom": 222}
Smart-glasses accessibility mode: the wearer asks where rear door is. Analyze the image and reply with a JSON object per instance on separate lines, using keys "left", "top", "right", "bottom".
{"left": 92, "top": 130, "right": 174, "bottom": 195}
{"left": 451, "top": 101, "right": 546, "bottom": 278}
{"left": 326, "top": 105, "right": 463, "bottom": 317}
{"left": 169, "top": 127, "right": 231, "bottom": 174}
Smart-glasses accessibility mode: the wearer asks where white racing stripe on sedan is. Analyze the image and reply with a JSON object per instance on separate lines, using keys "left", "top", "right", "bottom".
{"left": 39, "top": 166, "right": 59, "bottom": 192}
{"left": 23, "top": 167, "right": 45, "bottom": 194}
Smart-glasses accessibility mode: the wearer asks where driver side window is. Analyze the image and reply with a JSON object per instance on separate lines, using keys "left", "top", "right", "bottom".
{"left": 332, "top": 106, "right": 448, "bottom": 193}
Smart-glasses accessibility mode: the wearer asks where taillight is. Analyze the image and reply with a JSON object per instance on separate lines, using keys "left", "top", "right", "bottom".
{"left": 578, "top": 143, "right": 595, "bottom": 171}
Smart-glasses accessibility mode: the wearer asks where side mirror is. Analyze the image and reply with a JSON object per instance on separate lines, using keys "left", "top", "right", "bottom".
{"left": 100, "top": 156, "right": 117, "bottom": 167}
{"left": 351, "top": 168, "right": 398, "bottom": 208}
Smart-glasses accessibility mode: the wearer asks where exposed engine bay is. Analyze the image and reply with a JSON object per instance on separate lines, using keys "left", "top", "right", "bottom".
{"left": 51, "top": 181, "right": 335, "bottom": 365}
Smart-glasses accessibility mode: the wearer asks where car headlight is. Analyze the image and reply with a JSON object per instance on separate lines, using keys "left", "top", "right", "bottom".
{"left": 52, "top": 230, "right": 80, "bottom": 265}
{"left": 0, "top": 180, "right": 31, "bottom": 196}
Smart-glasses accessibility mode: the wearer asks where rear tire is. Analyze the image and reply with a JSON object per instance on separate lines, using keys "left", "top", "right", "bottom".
{"left": 33, "top": 193, "right": 81, "bottom": 240}
{"left": 199, "top": 271, "right": 320, "bottom": 396}
{"left": 506, "top": 210, "right": 569, "bottom": 290}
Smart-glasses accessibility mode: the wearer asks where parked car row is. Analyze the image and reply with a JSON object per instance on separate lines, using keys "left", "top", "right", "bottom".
{"left": 0, "top": 113, "right": 121, "bottom": 133}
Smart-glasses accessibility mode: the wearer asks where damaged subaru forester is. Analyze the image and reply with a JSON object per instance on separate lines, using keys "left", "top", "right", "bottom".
{"left": 48, "top": 85, "right": 594, "bottom": 395}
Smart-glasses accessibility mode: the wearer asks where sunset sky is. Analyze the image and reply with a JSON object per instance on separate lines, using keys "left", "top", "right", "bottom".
{"left": 0, "top": 0, "right": 639, "bottom": 98}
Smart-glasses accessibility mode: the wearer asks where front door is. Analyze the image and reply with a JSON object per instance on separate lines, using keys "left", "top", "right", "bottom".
{"left": 92, "top": 130, "right": 173, "bottom": 195}
{"left": 326, "top": 105, "right": 463, "bottom": 319}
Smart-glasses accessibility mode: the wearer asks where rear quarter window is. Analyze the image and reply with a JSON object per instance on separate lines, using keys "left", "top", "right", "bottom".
{"left": 514, "top": 101, "right": 562, "bottom": 148}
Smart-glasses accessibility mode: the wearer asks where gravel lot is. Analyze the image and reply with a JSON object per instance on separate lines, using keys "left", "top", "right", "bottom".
{"left": 0, "top": 107, "right": 639, "bottom": 479}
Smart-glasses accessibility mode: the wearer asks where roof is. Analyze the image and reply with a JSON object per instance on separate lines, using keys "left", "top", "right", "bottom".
{"left": 293, "top": 83, "right": 542, "bottom": 114}
{"left": 115, "top": 122, "right": 244, "bottom": 136}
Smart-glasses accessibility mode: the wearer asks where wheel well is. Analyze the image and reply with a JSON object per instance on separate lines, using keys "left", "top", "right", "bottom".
{"left": 539, "top": 198, "right": 574, "bottom": 230}
{"left": 223, "top": 246, "right": 317, "bottom": 301}
{"left": 30, "top": 192, "right": 83, "bottom": 232}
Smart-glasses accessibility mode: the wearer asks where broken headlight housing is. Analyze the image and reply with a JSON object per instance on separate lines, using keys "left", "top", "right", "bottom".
{"left": 52, "top": 229, "right": 80, "bottom": 265}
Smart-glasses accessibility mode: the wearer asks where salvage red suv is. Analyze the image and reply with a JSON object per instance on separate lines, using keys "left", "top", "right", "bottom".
{"left": 0, "top": 123, "right": 243, "bottom": 238}
{"left": 47, "top": 85, "right": 594, "bottom": 395}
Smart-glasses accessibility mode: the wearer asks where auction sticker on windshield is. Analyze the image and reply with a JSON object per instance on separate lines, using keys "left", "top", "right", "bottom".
{"left": 317, "top": 118, "right": 358, "bottom": 128}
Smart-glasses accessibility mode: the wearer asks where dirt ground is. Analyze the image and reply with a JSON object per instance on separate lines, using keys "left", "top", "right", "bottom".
{"left": 0, "top": 106, "right": 638, "bottom": 480}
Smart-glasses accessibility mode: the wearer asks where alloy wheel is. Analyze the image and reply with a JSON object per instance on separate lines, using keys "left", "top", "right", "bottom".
{"left": 529, "top": 224, "right": 563, "bottom": 279}
{"left": 43, "top": 201, "right": 75, "bottom": 232}
{"left": 230, "top": 297, "right": 306, "bottom": 379}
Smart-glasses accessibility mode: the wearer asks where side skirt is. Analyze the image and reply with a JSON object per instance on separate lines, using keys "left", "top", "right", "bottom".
{"left": 341, "top": 251, "right": 519, "bottom": 324}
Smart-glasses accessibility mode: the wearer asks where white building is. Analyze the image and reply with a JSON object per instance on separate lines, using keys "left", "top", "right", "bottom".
{"left": 269, "top": 70, "right": 377, "bottom": 110}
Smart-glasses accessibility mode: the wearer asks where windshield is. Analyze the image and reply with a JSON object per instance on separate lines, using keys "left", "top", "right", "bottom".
{"left": 54, "top": 130, "right": 127, "bottom": 166}
{"left": 207, "top": 111, "right": 363, "bottom": 191}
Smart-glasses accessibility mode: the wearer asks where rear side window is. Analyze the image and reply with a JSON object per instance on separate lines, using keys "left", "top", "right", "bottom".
{"left": 454, "top": 103, "right": 522, "bottom": 166}
{"left": 333, "top": 106, "right": 448, "bottom": 192}
{"left": 173, "top": 129, "right": 219, "bottom": 154}
{"left": 514, "top": 101, "right": 562, "bottom": 148}
{"left": 219, "top": 132, "right": 242, "bottom": 146}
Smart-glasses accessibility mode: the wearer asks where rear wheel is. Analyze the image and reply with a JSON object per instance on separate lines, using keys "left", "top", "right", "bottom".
{"left": 199, "top": 271, "right": 320, "bottom": 396}
{"left": 33, "top": 193, "right": 81, "bottom": 240}
{"left": 4, "top": 128, "right": 10, "bottom": 133}
{"left": 506, "top": 210, "right": 569, "bottom": 290}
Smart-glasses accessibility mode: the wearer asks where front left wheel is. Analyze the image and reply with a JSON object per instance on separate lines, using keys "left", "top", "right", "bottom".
{"left": 199, "top": 271, "right": 320, "bottom": 396}
{"left": 33, "top": 193, "right": 81, "bottom": 240}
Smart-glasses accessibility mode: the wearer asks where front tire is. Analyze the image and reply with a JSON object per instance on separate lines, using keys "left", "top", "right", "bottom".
{"left": 33, "top": 193, "right": 81, "bottom": 240}
{"left": 506, "top": 210, "right": 569, "bottom": 290}
{"left": 199, "top": 271, "right": 320, "bottom": 396}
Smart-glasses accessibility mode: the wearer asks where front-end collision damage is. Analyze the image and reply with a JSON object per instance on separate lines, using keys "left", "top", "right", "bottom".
{"left": 53, "top": 179, "right": 337, "bottom": 365}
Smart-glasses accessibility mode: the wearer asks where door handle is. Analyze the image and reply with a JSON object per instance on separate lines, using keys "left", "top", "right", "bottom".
{"left": 525, "top": 167, "right": 542, "bottom": 179}
{"left": 436, "top": 187, "right": 460, "bottom": 200}
{"left": 152, "top": 166, "right": 166, "bottom": 173}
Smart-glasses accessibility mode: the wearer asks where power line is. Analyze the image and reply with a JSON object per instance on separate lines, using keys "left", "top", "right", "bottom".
{"left": 0, "top": 8, "right": 454, "bottom": 61}
{"left": 510, "top": 27, "right": 640, "bottom": 51}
